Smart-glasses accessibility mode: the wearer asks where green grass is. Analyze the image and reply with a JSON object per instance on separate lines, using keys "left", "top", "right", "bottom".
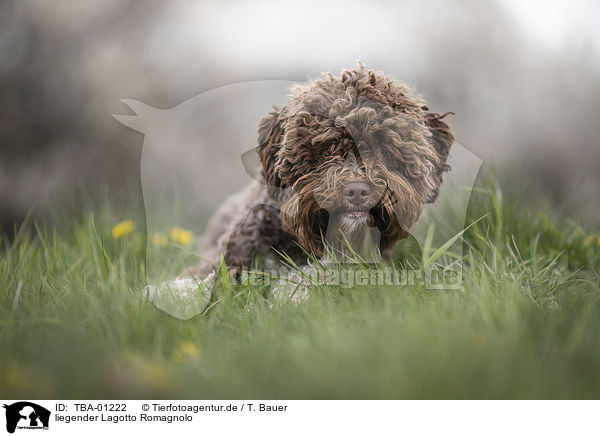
{"left": 0, "top": 181, "right": 599, "bottom": 399}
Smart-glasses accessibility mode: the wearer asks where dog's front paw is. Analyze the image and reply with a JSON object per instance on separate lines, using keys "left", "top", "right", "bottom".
{"left": 142, "top": 271, "right": 216, "bottom": 319}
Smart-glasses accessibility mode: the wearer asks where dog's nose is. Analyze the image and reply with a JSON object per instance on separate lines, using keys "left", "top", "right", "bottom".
{"left": 343, "top": 182, "right": 371, "bottom": 206}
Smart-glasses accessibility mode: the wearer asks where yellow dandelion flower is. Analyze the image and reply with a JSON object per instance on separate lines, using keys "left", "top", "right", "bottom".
{"left": 112, "top": 220, "right": 135, "bottom": 239}
{"left": 152, "top": 232, "right": 169, "bottom": 247}
{"left": 0, "top": 360, "right": 54, "bottom": 397}
{"left": 172, "top": 341, "right": 201, "bottom": 363}
{"left": 170, "top": 227, "right": 194, "bottom": 245}
{"left": 104, "top": 352, "right": 174, "bottom": 396}
{"left": 583, "top": 234, "right": 600, "bottom": 247}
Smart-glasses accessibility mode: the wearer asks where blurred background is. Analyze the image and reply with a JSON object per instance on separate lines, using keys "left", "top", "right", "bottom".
{"left": 1, "top": 0, "right": 599, "bottom": 237}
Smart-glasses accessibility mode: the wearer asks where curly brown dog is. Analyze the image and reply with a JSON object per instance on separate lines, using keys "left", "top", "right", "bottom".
{"left": 182, "top": 63, "right": 454, "bottom": 280}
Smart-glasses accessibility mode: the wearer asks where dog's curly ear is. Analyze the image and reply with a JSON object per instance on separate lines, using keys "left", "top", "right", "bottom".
{"left": 257, "top": 108, "right": 284, "bottom": 197}
{"left": 424, "top": 109, "right": 455, "bottom": 203}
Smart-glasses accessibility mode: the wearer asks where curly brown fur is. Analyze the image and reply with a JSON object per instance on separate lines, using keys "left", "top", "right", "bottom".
{"left": 181, "top": 63, "right": 454, "bottom": 280}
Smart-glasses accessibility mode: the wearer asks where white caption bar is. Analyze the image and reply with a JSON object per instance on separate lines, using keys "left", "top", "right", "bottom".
{"left": 1, "top": 400, "right": 598, "bottom": 436}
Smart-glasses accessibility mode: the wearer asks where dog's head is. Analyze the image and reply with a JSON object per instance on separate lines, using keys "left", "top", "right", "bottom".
{"left": 257, "top": 64, "right": 454, "bottom": 257}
